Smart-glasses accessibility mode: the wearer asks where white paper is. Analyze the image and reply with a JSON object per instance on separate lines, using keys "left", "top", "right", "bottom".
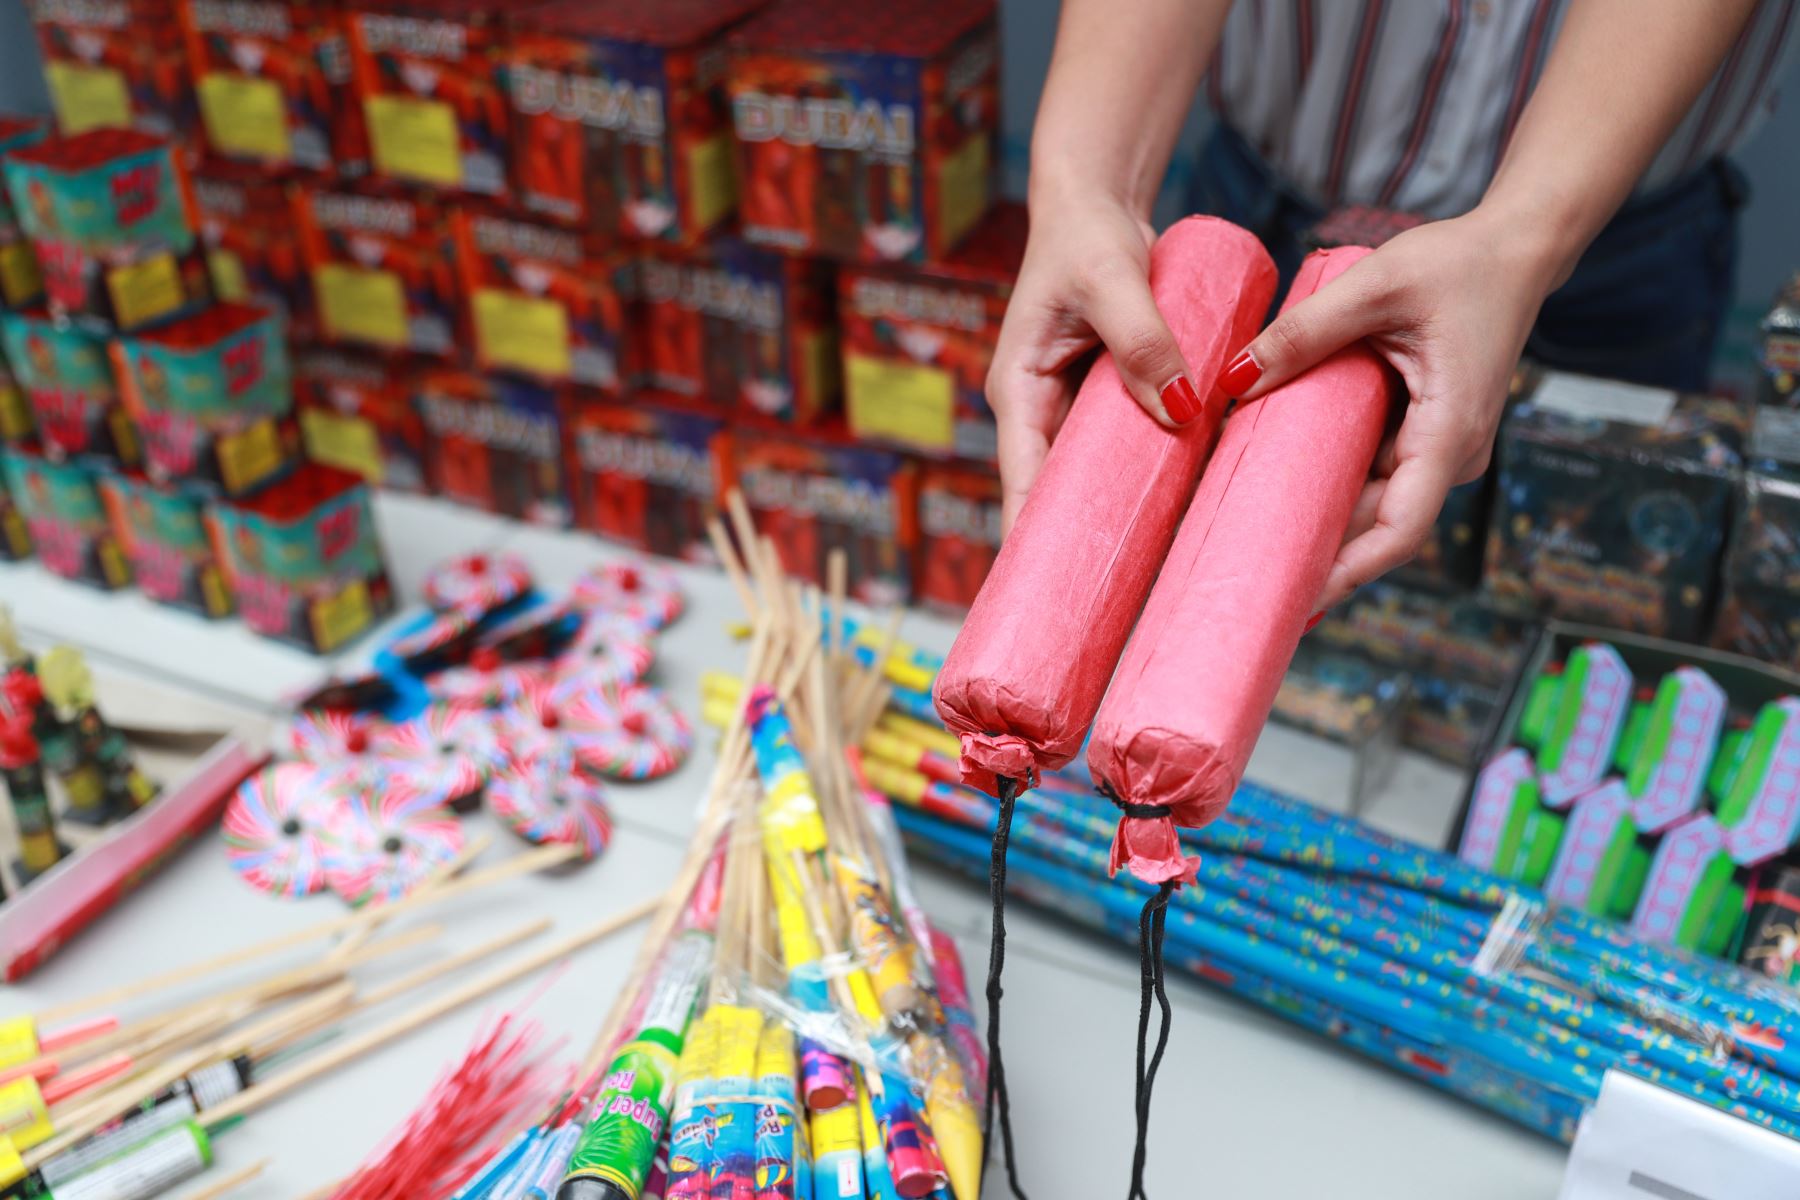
{"left": 1558, "top": 1071, "right": 1800, "bottom": 1200}
{"left": 1753, "top": 406, "right": 1800, "bottom": 463}
{"left": 1534, "top": 372, "right": 1678, "bottom": 428}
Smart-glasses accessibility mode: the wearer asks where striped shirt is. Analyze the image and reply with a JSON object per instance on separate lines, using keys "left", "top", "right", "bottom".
{"left": 1208, "top": 0, "right": 1800, "bottom": 217}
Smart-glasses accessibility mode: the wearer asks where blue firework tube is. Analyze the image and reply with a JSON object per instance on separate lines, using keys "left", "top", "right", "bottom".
{"left": 454, "top": 1127, "right": 539, "bottom": 1200}
{"left": 709, "top": 1005, "right": 765, "bottom": 1200}
{"left": 666, "top": 1010, "right": 722, "bottom": 1200}
{"left": 856, "top": 1087, "right": 899, "bottom": 1200}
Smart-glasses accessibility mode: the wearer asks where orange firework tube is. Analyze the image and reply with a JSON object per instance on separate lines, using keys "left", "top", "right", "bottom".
{"left": 932, "top": 217, "right": 1275, "bottom": 795}
{"left": 1089, "top": 246, "right": 1395, "bottom": 883}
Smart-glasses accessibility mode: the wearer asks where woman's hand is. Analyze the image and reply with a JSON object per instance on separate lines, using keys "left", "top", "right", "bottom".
{"left": 1222, "top": 207, "right": 1568, "bottom": 613}
{"left": 988, "top": 194, "right": 1206, "bottom": 533}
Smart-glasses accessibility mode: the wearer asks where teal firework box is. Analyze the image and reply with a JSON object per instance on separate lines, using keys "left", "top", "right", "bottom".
{"left": 97, "top": 471, "right": 233, "bottom": 619}
{"left": 1458, "top": 747, "right": 1564, "bottom": 886}
{"left": 0, "top": 443, "right": 130, "bottom": 588}
{"left": 1620, "top": 666, "right": 1726, "bottom": 834}
{"left": 0, "top": 308, "right": 138, "bottom": 466}
{"left": 1542, "top": 779, "right": 1649, "bottom": 920}
{"left": 1717, "top": 697, "right": 1800, "bottom": 867}
{"left": 0, "top": 116, "right": 50, "bottom": 313}
{"left": 1630, "top": 814, "right": 1743, "bottom": 957}
{"left": 1518, "top": 642, "right": 1634, "bottom": 808}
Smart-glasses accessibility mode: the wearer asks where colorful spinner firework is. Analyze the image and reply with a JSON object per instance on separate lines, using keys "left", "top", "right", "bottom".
{"left": 552, "top": 611, "right": 655, "bottom": 697}
{"left": 563, "top": 681, "right": 693, "bottom": 782}
{"left": 287, "top": 705, "right": 387, "bottom": 764}
{"left": 567, "top": 559, "right": 685, "bottom": 630}
{"left": 486, "top": 754, "right": 613, "bottom": 862}
{"left": 223, "top": 762, "right": 348, "bottom": 898}
{"left": 423, "top": 551, "right": 533, "bottom": 616}
{"left": 325, "top": 778, "right": 465, "bottom": 907}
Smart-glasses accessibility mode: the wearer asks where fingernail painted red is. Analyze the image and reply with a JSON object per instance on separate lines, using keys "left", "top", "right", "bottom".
{"left": 1303, "top": 611, "right": 1324, "bottom": 633}
{"left": 1160, "top": 375, "right": 1201, "bottom": 424}
{"left": 1219, "top": 350, "right": 1262, "bottom": 397}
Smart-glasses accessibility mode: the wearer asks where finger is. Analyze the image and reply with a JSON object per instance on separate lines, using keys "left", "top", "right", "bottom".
{"left": 1081, "top": 269, "right": 1200, "bottom": 428}
{"left": 993, "top": 364, "right": 1075, "bottom": 536}
{"left": 1316, "top": 452, "right": 1458, "bottom": 609}
{"left": 1339, "top": 477, "right": 1386, "bottom": 551}
{"left": 1221, "top": 266, "right": 1388, "bottom": 402}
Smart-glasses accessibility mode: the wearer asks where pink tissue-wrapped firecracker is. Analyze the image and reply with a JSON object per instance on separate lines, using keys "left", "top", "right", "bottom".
{"left": 1089, "top": 246, "right": 1396, "bottom": 885}
{"left": 932, "top": 216, "right": 1277, "bottom": 795}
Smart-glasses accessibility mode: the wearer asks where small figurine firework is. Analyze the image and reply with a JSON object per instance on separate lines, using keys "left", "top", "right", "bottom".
{"left": 423, "top": 552, "right": 534, "bottom": 617}
{"left": 37, "top": 645, "right": 158, "bottom": 821}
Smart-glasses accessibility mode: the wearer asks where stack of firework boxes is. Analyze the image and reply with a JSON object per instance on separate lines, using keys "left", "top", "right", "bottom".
{"left": 10, "top": 0, "right": 1016, "bottom": 616}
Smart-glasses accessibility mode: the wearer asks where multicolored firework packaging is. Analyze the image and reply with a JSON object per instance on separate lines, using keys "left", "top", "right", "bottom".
{"left": 912, "top": 460, "right": 997, "bottom": 617}
{"left": 294, "top": 183, "right": 459, "bottom": 358}
{"left": 0, "top": 470, "right": 29, "bottom": 561}
{"left": 726, "top": 0, "right": 998, "bottom": 264}
{"left": 1515, "top": 643, "right": 1634, "bottom": 808}
{"left": 28, "top": 0, "right": 195, "bottom": 141}
{"left": 506, "top": 0, "right": 762, "bottom": 245}
{"left": 416, "top": 366, "right": 570, "bottom": 527}
{"left": 1457, "top": 748, "right": 1545, "bottom": 877}
{"left": 1739, "top": 865, "right": 1800, "bottom": 984}
{"left": 0, "top": 444, "right": 130, "bottom": 588}
{"left": 1314, "top": 581, "right": 1535, "bottom": 688}
{"left": 1630, "top": 813, "right": 1743, "bottom": 956}
{"left": 1712, "top": 418, "right": 1800, "bottom": 668}
{"left": 449, "top": 207, "right": 632, "bottom": 393}
{"left": 97, "top": 470, "right": 232, "bottom": 617}
{"left": 1485, "top": 368, "right": 1746, "bottom": 641}
{"left": 1542, "top": 779, "right": 1649, "bottom": 919}
{"left": 345, "top": 0, "right": 510, "bottom": 197}
{"left": 0, "top": 117, "right": 50, "bottom": 314}
{"left": 189, "top": 164, "right": 312, "bottom": 340}
{"left": 840, "top": 200, "right": 1022, "bottom": 460}
{"left": 751, "top": 1022, "right": 802, "bottom": 1200}
{"left": 636, "top": 238, "right": 837, "bottom": 424}
{"left": 727, "top": 424, "right": 916, "bottom": 605}
{"left": 1716, "top": 697, "right": 1800, "bottom": 867}
{"left": 178, "top": 0, "right": 368, "bottom": 174}
{"left": 2, "top": 128, "right": 210, "bottom": 333}
{"left": 568, "top": 396, "right": 724, "bottom": 562}
{"left": 209, "top": 461, "right": 393, "bottom": 652}
{"left": 0, "top": 309, "right": 138, "bottom": 466}
{"left": 294, "top": 346, "right": 426, "bottom": 492}
{"left": 1619, "top": 666, "right": 1726, "bottom": 835}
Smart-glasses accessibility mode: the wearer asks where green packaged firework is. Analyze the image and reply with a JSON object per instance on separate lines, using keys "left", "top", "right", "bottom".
{"left": 1620, "top": 666, "right": 1726, "bottom": 834}
{"left": 1543, "top": 779, "right": 1650, "bottom": 920}
{"left": 1518, "top": 642, "right": 1634, "bottom": 808}
{"left": 1457, "top": 748, "right": 1542, "bottom": 879}
{"left": 1630, "top": 814, "right": 1743, "bottom": 957}
{"left": 1716, "top": 697, "right": 1800, "bottom": 867}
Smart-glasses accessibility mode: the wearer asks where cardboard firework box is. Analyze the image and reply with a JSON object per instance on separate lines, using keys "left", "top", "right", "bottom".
{"left": 0, "top": 117, "right": 51, "bottom": 315}
{"left": 1711, "top": 409, "right": 1800, "bottom": 670}
{"left": 0, "top": 466, "right": 28, "bottom": 560}
{"left": 110, "top": 301, "right": 295, "bottom": 495}
{"left": 636, "top": 237, "right": 837, "bottom": 423}
{"left": 190, "top": 163, "right": 313, "bottom": 341}
{"left": 0, "top": 316, "right": 37, "bottom": 447}
{"left": 293, "top": 346, "right": 426, "bottom": 493}
{"left": 1393, "top": 471, "right": 1493, "bottom": 593}
{"left": 505, "top": 0, "right": 763, "bottom": 245}
{"left": 97, "top": 470, "right": 232, "bottom": 617}
{"left": 209, "top": 461, "right": 393, "bottom": 652}
{"left": 344, "top": 0, "right": 510, "bottom": 197}
{"left": 568, "top": 395, "right": 725, "bottom": 562}
{"left": 448, "top": 207, "right": 632, "bottom": 394}
{"left": 726, "top": 0, "right": 998, "bottom": 264}
{"left": 0, "top": 444, "right": 130, "bottom": 588}
{"left": 415, "top": 366, "right": 570, "bottom": 527}
{"left": 178, "top": 0, "right": 367, "bottom": 175}
{"left": 727, "top": 422, "right": 917, "bottom": 604}
{"left": 0, "top": 309, "right": 139, "bottom": 467}
{"left": 27, "top": 0, "right": 195, "bottom": 142}
{"left": 1484, "top": 369, "right": 1746, "bottom": 643}
{"left": 840, "top": 199, "right": 1023, "bottom": 461}
{"left": 914, "top": 459, "right": 998, "bottom": 616}
{"left": 294, "top": 183, "right": 459, "bottom": 359}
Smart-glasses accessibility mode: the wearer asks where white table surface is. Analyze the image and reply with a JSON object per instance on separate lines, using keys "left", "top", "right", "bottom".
{"left": 0, "top": 493, "right": 1569, "bottom": 1199}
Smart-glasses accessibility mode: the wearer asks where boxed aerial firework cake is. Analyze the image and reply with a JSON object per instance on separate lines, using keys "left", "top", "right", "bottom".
{"left": 0, "top": 309, "right": 138, "bottom": 466}
{"left": 506, "top": 0, "right": 764, "bottom": 245}
{"left": 28, "top": 0, "right": 194, "bottom": 142}
{"left": 1393, "top": 472, "right": 1493, "bottom": 593}
{"left": 726, "top": 421, "right": 916, "bottom": 604}
{"left": 97, "top": 469, "right": 232, "bottom": 617}
{"left": 294, "top": 347, "right": 426, "bottom": 492}
{"left": 190, "top": 163, "right": 312, "bottom": 341}
{"left": 0, "top": 333, "right": 29, "bottom": 446}
{"left": 568, "top": 394, "right": 725, "bottom": 562}
{"left": 0, "top": 117, "right": 50, "bottom": 313}
{"left": 0, "top": 468, "right": 27, "bottom": 560}
{"left": 110, "top": 301, "right": 294, "bottom": 494}
{"left": 178, "top": 0, "right": 368, "bottom": 174}
{"left": 1711, "top": 410, "right": 1800, "bottom": 669}
{"left": 726, "top": 0, "right": 998, "bottom": 263}
{"left": 415, "top": 366, "right": 569, "bottom": 527}
{"left": 449, "top": 207, "right": 632, "bottom": 393}
{"left": 3, "top": 129, "right": 210, "bottom": 334}
{"left": 294, "top": 183, "right": 459, "bottom": 359}
{"left": 913, "top": 459, "right": 998, "bottom": 616}
{"left": 1, "top": 443, "right": 130, "bottom": 588}
{"left": 1484, "top": 369, "right": 1746, "bottom": 642}
{"left": 636, "top": 236, "right": 836, "bottom": 423}
{"left": 840, "top": 199, "right": 1022, "bottom": 460}
{"left": 209, "top": 461, "right": 392, "bottom": 652}
{"left": 344, "top": 0, "right": 510, "bottom": 197}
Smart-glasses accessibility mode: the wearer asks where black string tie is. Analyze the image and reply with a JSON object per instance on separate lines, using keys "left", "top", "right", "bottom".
{"left": 1105, "top": 787, "right": 1179, "bottom": 1200}
{"left": 983, "top": 773, "right": 1030, "bottom": 1199}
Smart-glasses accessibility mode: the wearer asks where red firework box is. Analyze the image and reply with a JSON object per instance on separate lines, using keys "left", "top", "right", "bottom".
{"left": 190, "top": 162, "right": 313, "bottom": 341}
{"left": 0, "top": 308, "right": 140, "bottom": 467}
{"left": 97, "top": 469, "right": 233, "bottom": 617}
{"left": 636, "top": 237, "right": 838, "bottom": 424}
{"left": 293, "top": 182, "right": 460, "bottom": 358}
{"left": 178, "top": 0, "right": 369, "bottom": 175}
{"left": 914, "top": 460, "right": 1000, "bottom": 616}
{"left": 208, "top": 461, "right": 394, "bottom": 652}
{"left": 414, "top": 365, "right": 570, "bottom": 527}
{"left": 726, "top": 0, "right": 998, "bottom": 264}
{"left": 293, "top": 346, "right": 427, "bottom": 492}
{"left": 0, "top": 117, "right": 52, "bottom": 314}
{"left": 448, "top": 206, "right": 633, "bottom": 394}
{"left": 504, "top": 0, "right": 763, "bottom": 245}
{"left": 344, "top": 0, "right": 510, "bottom": 197}
{"left": 28, "top": 0, "right": 195, "bottom": 144}
{"left": 725, "top": 421, "right": 917, "bottom": 604}
{"left": 568, "top": 394, "right": 726, "bottom": 562}
{"left": 1, "top": 129, "right": 212, "bottom": 334}
{"left": 840, "top": 199, "right": 1023, "bottom": 461}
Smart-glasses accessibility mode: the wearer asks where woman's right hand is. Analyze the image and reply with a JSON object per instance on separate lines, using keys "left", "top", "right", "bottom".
{"left": 987, "top": 191, "right": 1203, "bottom": 533}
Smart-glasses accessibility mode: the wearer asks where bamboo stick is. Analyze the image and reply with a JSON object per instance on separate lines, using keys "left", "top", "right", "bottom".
{"left": 178, "top": 1159, "right": 269, "bottom": 1200}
